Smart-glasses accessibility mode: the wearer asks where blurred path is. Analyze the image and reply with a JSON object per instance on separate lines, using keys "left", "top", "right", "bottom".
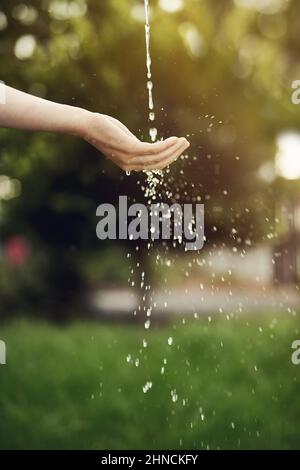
{"left": 88, "top": 285, "right": 300, "bottom": 319}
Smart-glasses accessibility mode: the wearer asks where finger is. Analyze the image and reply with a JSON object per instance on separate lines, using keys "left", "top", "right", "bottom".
{"left": 151, "top": 141, "right": 189, "bottom": 171}
{"left": 112, "top": 136, "right": 183, "bottom": 163}
{"left": 132, "top": 139, "right": 189, "bottom": 171}
{"left": 141, "top": 138, "right": 189, "bottom": 169}
{"left": 132, "top": 138, "right": 189, "bottom": 168}
{"left": 135, "top": 136, "right": 180, "bottom": 156}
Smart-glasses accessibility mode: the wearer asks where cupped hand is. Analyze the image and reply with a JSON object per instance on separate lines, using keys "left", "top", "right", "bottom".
{"left": 84, "top": 113, "right": 190, "bottom": 171}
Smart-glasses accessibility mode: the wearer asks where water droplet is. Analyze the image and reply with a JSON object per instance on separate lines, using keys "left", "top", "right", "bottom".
{"left": 143, "top": 381, "right": 153, "bottom": 393}
{"left": 149, "top": 127, "right": 158, "bottom": 142}
{"left": 171, "top": 389, "right": 178, "bottom": 402}
{"left": 126, "top": 354, "right": 132, "bottom": 363}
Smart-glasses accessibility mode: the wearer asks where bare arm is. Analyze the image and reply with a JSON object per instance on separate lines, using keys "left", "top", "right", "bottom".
{"left": 0, "top": 85, "right": 189, "bottom": 171}
{"left": 0, "top": 85, "right": 86, "bottom": 135}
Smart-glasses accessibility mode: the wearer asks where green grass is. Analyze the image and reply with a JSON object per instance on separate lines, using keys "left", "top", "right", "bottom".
{"left": 0, "top": 313, "right": 300, "bottom": 450}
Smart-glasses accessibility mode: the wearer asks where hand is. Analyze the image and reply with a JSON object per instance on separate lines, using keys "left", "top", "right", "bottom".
{"left": 84, "top": 113, "right": 190, "bottom": 171}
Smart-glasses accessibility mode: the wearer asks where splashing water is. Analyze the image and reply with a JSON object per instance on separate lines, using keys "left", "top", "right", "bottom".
{"left": 121, "top": 4, "right": 299, "bottom": 449}
{"left": 143, "top": 381, "right": 153, "bottom": 394}
{"left": 125, "top": 0, "right": 193, "bottom": 388}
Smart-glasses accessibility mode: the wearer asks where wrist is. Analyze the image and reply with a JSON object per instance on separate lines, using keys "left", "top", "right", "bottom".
{"left": 78, "top": 111, "right": 108, "bottom": 142}
{"left": 69, "top": 107, "right": 91, "bottom": 138}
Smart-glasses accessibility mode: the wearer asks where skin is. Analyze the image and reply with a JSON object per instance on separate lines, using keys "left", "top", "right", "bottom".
{"left": 0, "top": 85, "right": 190, "bottom": 171}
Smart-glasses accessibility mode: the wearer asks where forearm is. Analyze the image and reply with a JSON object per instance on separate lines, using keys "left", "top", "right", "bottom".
{"left": 0, "top": 85, "right": 189, "bottom": 171}
{"left": 0, "top": 85, "right": 89, "bottom": 137}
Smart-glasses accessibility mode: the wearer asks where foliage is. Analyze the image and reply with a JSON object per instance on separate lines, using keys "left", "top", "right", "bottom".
{"left": 0, "top": 313, "right": 299, "bottom": 449}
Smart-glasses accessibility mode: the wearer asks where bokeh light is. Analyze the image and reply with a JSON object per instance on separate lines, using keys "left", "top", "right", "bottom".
{"left": 276, "top": 132, "right": 300, "bottom": 180}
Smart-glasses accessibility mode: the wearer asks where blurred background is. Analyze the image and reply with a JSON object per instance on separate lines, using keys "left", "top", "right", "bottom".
{"left": 0, "top": 0, "right": 300, "bottom": 450}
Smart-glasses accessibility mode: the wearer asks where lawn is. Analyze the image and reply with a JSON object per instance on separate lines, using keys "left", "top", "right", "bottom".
{"left": 0, "top": 313, "right": 299, "bottom": 450}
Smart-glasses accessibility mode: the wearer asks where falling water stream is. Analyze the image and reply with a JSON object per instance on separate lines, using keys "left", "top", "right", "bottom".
{"left": 126, "top": 0, "right": 165, "bottom": 342}
{"left": 143, "top": 0, "right": 163, "bottom": 201}
{"left": 126, "top": 0, "right": 161, "bottom": 193}
{"left": 144, "top": 0, "right": 157, "bottom": 143}
{"left": 125, "top": 0, "right": 207, "bottom": 401}
{"left": 124, "top": 1, "right": 176, "bottom": 391}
